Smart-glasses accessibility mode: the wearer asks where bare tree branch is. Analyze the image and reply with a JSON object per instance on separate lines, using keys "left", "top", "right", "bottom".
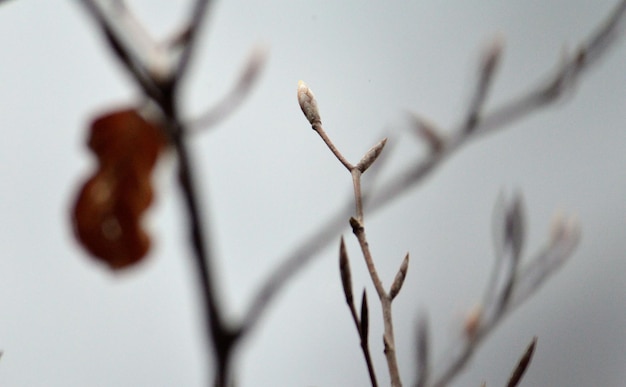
{"left": 242, "top": 0, "right": 626, "bottom": 349}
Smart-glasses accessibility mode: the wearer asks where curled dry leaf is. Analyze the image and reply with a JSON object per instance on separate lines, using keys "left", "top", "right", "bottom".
{"left": 72, "top": 108, "right": 168, "bottom": 270}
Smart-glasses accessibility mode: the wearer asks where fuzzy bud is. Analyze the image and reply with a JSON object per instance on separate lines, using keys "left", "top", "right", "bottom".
{"left": 297, "top": 80, "right": 321, "bottom": 126}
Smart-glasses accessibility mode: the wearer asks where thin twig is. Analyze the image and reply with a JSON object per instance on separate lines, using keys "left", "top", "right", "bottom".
{"left": 300, "top": 102, "right": 403, "bottom": 385}
{"left": 79, "top": 0, "right": 166, "bottom": 104}
{"left": 313, "top": 122, "right": 354, "bottom": 170}
{"left": 430, "top": 213, "right": 579, "bottom": 387}
{"left": 171, "top": 0, "right": 213, "bottom": 85}
{"left": 351, "top": 217, "right": 403, "bottom": 387}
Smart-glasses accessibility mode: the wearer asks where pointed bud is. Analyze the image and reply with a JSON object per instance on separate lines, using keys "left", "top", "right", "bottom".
{"left": 481, "top": 35, "right": 504, "bottom": 78}
{"left": 297, "top": 80, "right": 321, "bottom": 126}
{"left": 356, "top": 138, "right": 388, "bottom": 173}
{"left": 408, "top": 113, "right": 444, "bottom": 153}
{"left": 389, "top": 253, "right": 409, "bottom": 300}
{"left": 339, "top": 237, "right": 354, "bottom": 307}
{"left": 506, "top": 337, "right": 538, "bottom": 387}
{"left": 360, "top": 289, "right": 369, "bottom": 342}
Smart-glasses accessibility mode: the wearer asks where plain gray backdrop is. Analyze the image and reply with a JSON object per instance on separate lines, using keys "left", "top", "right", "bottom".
{"left": 1, "top": 1, "right": 625, "bottom": 386}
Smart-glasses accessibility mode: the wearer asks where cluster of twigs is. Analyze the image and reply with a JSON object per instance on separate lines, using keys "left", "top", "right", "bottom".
{"left": 294, "top": 1, "right": 624, "bottom": 385}
{"left": 296, "top": 75, "right": 581, "bottom": 387}
{"left": 77, "top": 0, "right": 626, "bottom": 386}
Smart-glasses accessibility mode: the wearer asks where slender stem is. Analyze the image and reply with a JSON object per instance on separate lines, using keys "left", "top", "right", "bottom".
{"left": 164, "top": 101, "right": 237, "bottom": 386}
{"left": 351, "top": 169, "right": 364, "bottom": 221}
{"left": 350, "top": 170, "right": 402, "bottom": 387}
{"left": 312, "top": 123, "right": 354, "bottom": 170}
{"left": 173, "top": 0, "right": 212, "bottom": 83}
{"left": 352, "top": 219, "right": 402, "bottom": 387}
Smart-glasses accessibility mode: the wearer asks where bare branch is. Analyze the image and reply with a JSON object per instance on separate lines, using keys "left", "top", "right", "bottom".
{"left": 485, "top": 192, "right": 526, "bottom": 319}
{"left": 429, "top": 212, "right": 579, "bottom": 387}
{"left": 241, "top": 0, "right": 626, "bottom": 348}
{"left": 462, "top": 37, "right": 503, "bottom": 133}
{"left": 79, "top": 0, "right": 165, "bottom": 103}
{"left": 171, "top": 0, "right": 213, "bottom": 84}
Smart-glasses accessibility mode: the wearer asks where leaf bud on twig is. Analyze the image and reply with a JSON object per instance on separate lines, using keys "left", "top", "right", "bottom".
{"left": 389, "top": 253, "right": 409, "bottom": 300}
{"left": 356, "top": 138, "right": 388, "bottom": 173}
{"left": 360, "top": 289, "right": 369, "bottom": 341}
{"left": 339, "top": 237, "right": 354, "bottom": 307}
{"left": 297, "top": 80, "right": 321, "bottom": 126}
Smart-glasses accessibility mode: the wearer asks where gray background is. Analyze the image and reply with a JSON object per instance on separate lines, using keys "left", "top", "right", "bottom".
{"left": 1, "top": 1, "right": 625, "bottom": 386}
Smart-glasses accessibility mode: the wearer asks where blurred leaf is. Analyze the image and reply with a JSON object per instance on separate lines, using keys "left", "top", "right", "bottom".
{"left": 72, "top": 108, "right": 168, "bottom": 270}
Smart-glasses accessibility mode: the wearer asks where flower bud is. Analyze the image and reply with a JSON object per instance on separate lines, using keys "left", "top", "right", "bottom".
{"left": 297, "top": 80, "right": 321, "bottom": 126}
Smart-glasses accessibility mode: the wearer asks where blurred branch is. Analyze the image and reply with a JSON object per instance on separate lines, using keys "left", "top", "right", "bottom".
{"left": 78, "top": 1, "right": 253, "bottom": 386}
{"left": 242, "top": 0, "right": 626, "bottom": 347}
{"left": 189, "top": 47, "right": 267, "bottom": 131}
{"left": 428, "top": 202, "right": 579, "bottom": 387}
